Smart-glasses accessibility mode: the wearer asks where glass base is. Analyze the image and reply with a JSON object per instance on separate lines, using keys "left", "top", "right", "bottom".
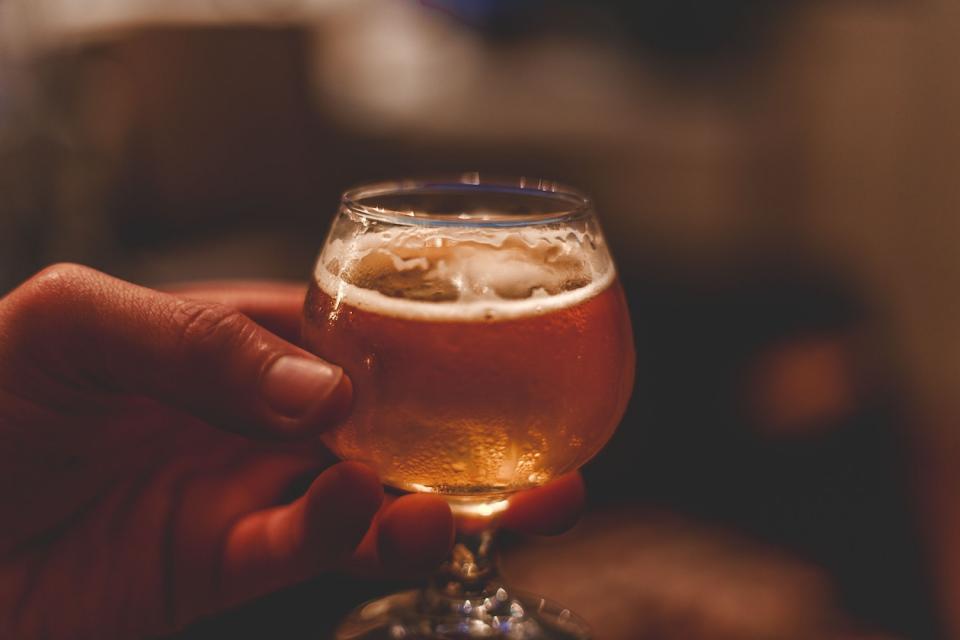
{"left": 334, "top": 588, "right": 590, "bottom": 640}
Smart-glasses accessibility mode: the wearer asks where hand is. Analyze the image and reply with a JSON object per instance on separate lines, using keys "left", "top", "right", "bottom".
{"left": 0, "top": 264, "right": 584, "bottom": 639}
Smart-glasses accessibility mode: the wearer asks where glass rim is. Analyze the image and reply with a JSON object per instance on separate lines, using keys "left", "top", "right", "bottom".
{"left": 340, "top": 175, "right": 593, "bottom": 228}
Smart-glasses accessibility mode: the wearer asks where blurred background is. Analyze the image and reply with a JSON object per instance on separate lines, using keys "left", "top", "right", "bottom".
{"left": 1, "top": 0, "right": 958, "bottom": 638}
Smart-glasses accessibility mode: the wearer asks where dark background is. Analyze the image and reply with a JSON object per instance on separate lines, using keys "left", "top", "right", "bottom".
{"left": 2, "top": 1, "right": 959, "bottom": 638}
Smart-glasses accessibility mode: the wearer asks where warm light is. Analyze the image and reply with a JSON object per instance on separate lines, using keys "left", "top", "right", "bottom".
{"left": 450, "top": 498, "right": 510, "bottom": 518}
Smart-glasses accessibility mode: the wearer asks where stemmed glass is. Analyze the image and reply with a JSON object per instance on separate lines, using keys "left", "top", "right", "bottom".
{"left": 302, "top": 176, "right": 634, "bottom": 639}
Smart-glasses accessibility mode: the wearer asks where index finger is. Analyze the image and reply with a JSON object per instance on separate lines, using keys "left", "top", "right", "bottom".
{"left": 162, "top": 280, "right": 307, "bottom": 342}
{"left": 501, "top": 472, "right": 586, "bottom": 536}
{"left": 346, "top": 473, "right": 586, "bottom": 580}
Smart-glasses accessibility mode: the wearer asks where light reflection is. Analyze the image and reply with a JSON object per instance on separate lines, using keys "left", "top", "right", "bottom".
{"left": 450, "top": 498, "right": 510, "bottom": 518}
{"left": 410, "top": 485, "right": 512, "bottom": 518}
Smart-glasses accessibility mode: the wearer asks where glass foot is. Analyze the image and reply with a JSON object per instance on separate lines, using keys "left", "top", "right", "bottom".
{"left": 335, "top": 587, "right": 590, "bottom": 639}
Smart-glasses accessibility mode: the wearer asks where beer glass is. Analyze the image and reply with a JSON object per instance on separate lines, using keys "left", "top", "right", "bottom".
{"left": 302, "top": 176, "right": 634, "bottom": 639}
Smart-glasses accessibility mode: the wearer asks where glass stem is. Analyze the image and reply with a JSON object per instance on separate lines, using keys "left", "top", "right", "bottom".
{"left": 428, "top": 525, "right": 501, "bottom": 601}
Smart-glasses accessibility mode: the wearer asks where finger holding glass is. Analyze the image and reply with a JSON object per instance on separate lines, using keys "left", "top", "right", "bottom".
{"left": 302, "top": 177, "right": 635, "bottom": 639}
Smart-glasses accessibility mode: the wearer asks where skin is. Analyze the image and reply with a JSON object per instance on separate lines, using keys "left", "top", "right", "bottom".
{"left": 0, "top": 265, "right": 584, "bottom": 640}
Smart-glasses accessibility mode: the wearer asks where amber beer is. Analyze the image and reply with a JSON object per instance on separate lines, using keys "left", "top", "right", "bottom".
{"left": 302, "top": 229, "right": 634, "bottom": 499}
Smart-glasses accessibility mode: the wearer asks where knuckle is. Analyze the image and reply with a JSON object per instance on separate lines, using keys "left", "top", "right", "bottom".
{"left": 3, "top": 263, "right": 101, "bottom": 329}
{"left": 173, "top": 300, "right": 257, "bottom": 357}
{"left": 21, "top": 263, "right": 98, "bottom": 306}
{"left": 0, "top": 263, "right": 108, "bottom": 364}
{"left": 32, "top": 262, "right": 97, "bottom": 282}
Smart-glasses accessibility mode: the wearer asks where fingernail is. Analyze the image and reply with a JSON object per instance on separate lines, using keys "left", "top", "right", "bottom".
{"left": 261, "top": 355, "right": 344, "bottom": 419}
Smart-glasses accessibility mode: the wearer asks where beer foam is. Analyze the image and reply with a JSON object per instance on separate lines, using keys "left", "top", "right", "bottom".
{"left": 315, "top": 227, "right": 615, "bottom": 321}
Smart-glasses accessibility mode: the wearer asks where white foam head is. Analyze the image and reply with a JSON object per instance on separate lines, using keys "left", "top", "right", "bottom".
{"left": 315, "top": 225, "right": 616, "bottom": 321}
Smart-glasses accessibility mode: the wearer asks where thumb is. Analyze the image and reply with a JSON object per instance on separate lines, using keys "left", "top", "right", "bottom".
{"left": 0, "top": 264, "right": 350, "bottom": 438}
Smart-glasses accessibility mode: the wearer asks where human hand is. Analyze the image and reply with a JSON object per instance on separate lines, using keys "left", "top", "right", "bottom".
{"left": 0, "top": 265, "right": 584, "bottom": 639}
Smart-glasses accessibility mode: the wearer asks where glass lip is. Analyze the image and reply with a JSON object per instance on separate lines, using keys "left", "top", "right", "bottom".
{"left": 340, "top": 175, "right": 593, "bottom": 228}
